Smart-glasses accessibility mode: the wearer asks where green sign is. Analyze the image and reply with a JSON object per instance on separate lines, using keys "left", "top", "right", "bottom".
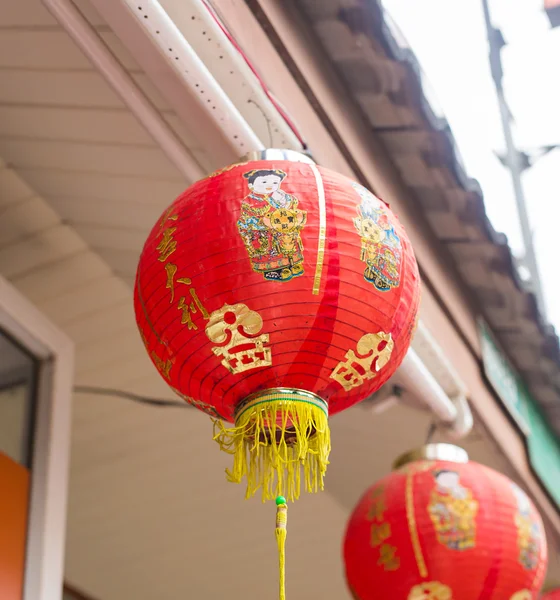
{"left": 479, "top": 320, "right": 560, "bottom": 507}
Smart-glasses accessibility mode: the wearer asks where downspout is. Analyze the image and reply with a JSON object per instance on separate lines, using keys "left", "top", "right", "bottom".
{"left": 397, "top": 348, "right": 473, "bottom": 439}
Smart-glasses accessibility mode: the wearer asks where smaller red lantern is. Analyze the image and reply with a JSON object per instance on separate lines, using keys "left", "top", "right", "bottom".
{"left": 542, "top": 590, "right": 560, "bottom": 600}
{"left": 344, "top": 444, "right": 548, "bottom": 600}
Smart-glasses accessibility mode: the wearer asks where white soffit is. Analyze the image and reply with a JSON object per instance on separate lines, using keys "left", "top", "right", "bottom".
{"left": 85, "top": 0, "right": 302, "bottom": 165}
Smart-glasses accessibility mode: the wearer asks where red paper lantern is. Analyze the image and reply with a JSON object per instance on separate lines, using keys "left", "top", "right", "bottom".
{"left": 542, "top": 590, "right": 560, "bottom": 600}
{"left": 344, "top": 444, "right": 548, "bottom": 600}
{"left": 135, "top": 149, "right": 420, "bottom": 501}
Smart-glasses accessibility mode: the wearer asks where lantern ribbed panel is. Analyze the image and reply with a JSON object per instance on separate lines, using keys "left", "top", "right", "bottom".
{"left": 344, "top": 459, "right": 548, "bottom": 600}
{"left": 134, "top": 160, "right": 420, "bottom": 421}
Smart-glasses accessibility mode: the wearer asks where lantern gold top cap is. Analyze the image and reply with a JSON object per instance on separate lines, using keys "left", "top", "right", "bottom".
{"left": 392, "top": 443, "right": 469, "bottom": 470}
{"left": 240, "top": 148, "right": 316, "bottom": 165}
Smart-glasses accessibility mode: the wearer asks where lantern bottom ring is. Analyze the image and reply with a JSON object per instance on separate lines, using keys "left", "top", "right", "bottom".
{"left": 235, "top": 387, "right": 329, "bottom": 420}
{"left": 213, "top": 388, "right": 331, "bottom": 502}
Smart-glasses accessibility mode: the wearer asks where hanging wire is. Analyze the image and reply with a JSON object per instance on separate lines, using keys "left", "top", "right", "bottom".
{"left": 248, "top": 98, "right": 274, "bottom": 147}
{"left": 424, "top": 421, "right": 438, "bottom": 444}
{"left": 200, "top": 0, "right": 308, "bottom": 149}
{"left": 73, "top": 385, "right": 189, "bottom": 409}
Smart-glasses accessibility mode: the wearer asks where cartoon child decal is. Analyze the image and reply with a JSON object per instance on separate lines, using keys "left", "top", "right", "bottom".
{"left": 428, "top": 469, "right": 478, "bottom": 551}
{"left": 511, "top": 482, "right": 541, "bottom": 570}
{"left": 351, "top": 181, "right": 402, "bottom": 292}
{"left": 237, "top": 169, "right": 306, "bottom": 281}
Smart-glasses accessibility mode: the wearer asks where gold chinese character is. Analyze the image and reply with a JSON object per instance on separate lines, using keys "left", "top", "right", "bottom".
{"left": 367, "top": 495, "right": 387, "bottom": 522}
{"left": 165, "top": 263, "right": 178, "bottom": 302}
{"left": 177, "top": 289, "right": 209, "bottom": 330}
{"left": 330, "top": 332, "right": 394, "bottom": 392}
{"left": 151, "top": 351, "right": 172, "bottom": 380}
{"left": 178, "top": 297, "right": 195, "bottom": 329}
{"left": 188, "top": 287, "right": 209, "bottom": 320}
{"left": 176, "top": 277, "right": 209, "bottom": 330}
{"left": 205, "top": 303, "right": 272, "bottom": 374}
{"left": 157, "top": 227, "right": 177, "bottom": 262}
{"left": 377, "top": 543, "right": 400, "bottom": 571}
{"left": 370, "top": 522, "right": 391, "bottom": 547}
{"left": 159, "top": 207, "right": 179, "bottom": 229}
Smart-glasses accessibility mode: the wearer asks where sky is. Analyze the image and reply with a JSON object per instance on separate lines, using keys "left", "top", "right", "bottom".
{"left": 381, "top": 0, "right": 560, "bottom": 329}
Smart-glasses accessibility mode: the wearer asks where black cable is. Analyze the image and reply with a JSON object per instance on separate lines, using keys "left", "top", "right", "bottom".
{"left": 73, "top": 385, "right": 190, "bottom": 409}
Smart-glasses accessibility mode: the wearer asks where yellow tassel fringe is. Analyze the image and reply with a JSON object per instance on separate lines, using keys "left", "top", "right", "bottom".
{"left": 212, "top": 389, "right": 331, "bottom": 502}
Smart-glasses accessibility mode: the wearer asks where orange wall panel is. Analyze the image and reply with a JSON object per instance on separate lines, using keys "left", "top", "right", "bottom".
{"left": 0, "top": 451, "right": 29, "bottom": 600}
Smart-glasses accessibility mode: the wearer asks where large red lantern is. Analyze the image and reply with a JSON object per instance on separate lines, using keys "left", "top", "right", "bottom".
{"left": 344, "top": 444, "right": 548, "bottom": 600}
{"left": 135, "top": 149, "right": 420, "bottom": 502}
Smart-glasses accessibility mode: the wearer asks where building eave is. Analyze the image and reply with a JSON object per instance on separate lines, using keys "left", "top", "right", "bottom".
{"left": 294, "top": 0, "right": 560, "bottom": 435}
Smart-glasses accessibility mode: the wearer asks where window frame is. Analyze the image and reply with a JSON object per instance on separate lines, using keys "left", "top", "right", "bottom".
{"left": 0, "top": 275, "right": 74, "bottom": 600}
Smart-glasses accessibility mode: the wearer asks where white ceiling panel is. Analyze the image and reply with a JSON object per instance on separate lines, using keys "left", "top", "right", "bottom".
{"left": 0, "top": 70, "right": 127, "bottom": 108}
{"left": 0, "top": 223, "right": 86, "bottom": 279}
{"left": 63, "top": 299, "right": 135, "bottom": 346}
{"left": 0, "top": 30, "right": 140, "bottom": 71}
{"left": 38, "top": 275, "right": 131, "bottom": 325}
{"left": 46, "top": 195, "right": 163, "bottom": 231}
{"left": 94, "top": 247, "right": 142, "bottom": 279}
{"left": 0, "top": 0, "right": 58, "bottom": 26}
{"left": 0, "top": 163, "right": 34, "bottom": 204}
{"left": 11, "top": 251, "right": 112, "bottom": 303}
{"left": 0, "top": 139, "right": 182, "bottom": 179}
{"left": 18, "top": 169, "right": 184, "bottom": 202}
{"left": 69, "top": 224, "right": 149, "bottom": 254}
{"left": 0, "top": 105, "right": 157, "bottom": 145}
{"left": 0, "top": 196, "right": 60, "bottom": 249}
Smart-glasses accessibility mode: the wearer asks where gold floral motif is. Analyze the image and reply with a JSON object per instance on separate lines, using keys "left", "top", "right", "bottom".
{"left": 408, "top": 581, "right": 453, "bottom": 600}
{"left": 428, "top": 469, "right": 478, "bottom": 551}
{"left": 205, "top": 303, "right": 272, "bottom": 374}
{"left": 330, "top": 332, "right": 394, "bottom": 391}
{"left": 510, "top": 590, "right": 532, "bottom": 600}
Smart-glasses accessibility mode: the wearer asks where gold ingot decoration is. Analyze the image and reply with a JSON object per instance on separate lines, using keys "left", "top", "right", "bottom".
{"left": 330, "top": 331, "right": 394, "bottom": 391}
{"left": 205, "top": 303, "right": 272, "bottom": 374}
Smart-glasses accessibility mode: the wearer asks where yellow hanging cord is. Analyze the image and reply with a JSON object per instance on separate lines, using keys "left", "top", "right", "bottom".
{"left": 275, "top": 495, "right": 288, "bottom": 600}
